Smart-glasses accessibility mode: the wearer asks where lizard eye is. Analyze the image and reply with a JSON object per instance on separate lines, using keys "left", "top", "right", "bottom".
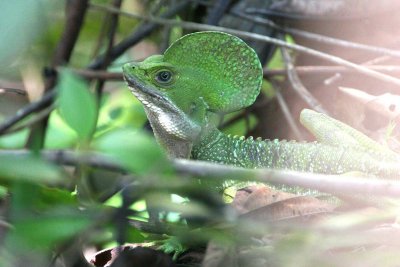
{"left": 155, "top": 70, "right": 173, "bottom": 85}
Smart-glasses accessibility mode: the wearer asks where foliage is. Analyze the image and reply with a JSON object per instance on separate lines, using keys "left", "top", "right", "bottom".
{"left": 1, "top": 1, "right": 400, "bottom": 267}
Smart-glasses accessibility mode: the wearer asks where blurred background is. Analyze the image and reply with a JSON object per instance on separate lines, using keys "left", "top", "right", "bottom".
{"left": 2, "top": 1, "right": 400, "bottom": 266}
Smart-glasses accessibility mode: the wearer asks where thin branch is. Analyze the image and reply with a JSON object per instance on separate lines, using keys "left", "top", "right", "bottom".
{"left": 128, "top": 218, "right": 181, "bottom": 235}
{"left": 324, "top": 55, "right": 393, "bottom": 86}
{"left": 0, "top": 91, "right": 55, "bottom": 136}
{"left": 173, "top": 159, "right": 400, "bottom": 198}
{"left": 66, "top": 68, "right": 123, "bottom": 80}
{"left": 205, "top": 0, "right": 232, "bottom": 25}
{"left": 269, "top": 79, "right": 304, "bottom": 140}
{"left": 0, "top": 80, "right": 25, "bottom": 93}
{"left": 280, "top": 45, "right": 329, "bottom": 114}
{"left": 90, "top": 3, "right": 400, "bottom": 89}
{"left": 52, "top": 0, "right": 90, "bottom": 66}
{"left": 231, "top": 11, "right": 400, "bottom": 59}
{"left": 27, "top": 0, "right": 90, "bottom": 149}
{"left": 3, "top": 105, "right": 54, "bottom": 135}
{"left": 0, "top": 88, "right": 27, "bottom": 96}
{"left": 88, "top": 1, "right": 192, "bottom": 70}
{"left": 2, "top": 149, "right": 400, "bottom": 197}
{"left": 0, "top": 68, "right": 123, "bottom": 136}
{"left": 95, "top": 0, "right": 123, "bottom": 97}
{"left": 263, "top": 65, "right": 400, "bottom": 77}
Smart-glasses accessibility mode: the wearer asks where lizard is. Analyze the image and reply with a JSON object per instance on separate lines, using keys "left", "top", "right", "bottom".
{"left": 122, "top": 31, "right": 400, "bottom": 179}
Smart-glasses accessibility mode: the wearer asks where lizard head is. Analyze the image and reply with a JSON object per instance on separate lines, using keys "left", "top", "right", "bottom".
{"left": 123, "top": 31, "right": 262, "bottom": 155}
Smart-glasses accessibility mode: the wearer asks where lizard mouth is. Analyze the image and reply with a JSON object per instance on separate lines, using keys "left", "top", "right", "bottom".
{"left": 123, "top": 70, "right": 201, "bottom": 142}
{"left": 123, "top": 72, "right": 180, "bottom": 113}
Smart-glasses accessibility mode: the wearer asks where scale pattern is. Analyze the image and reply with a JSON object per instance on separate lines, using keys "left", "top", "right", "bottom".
{"left": 164, "top": 31, "right": 262, "bottom": 113}
{"left": 192, "top": 129, "right": 400, "bottom": 178}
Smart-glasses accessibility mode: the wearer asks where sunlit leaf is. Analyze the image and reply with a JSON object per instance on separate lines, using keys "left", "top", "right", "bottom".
{"left": 95, "top": 89, "right": 147, "bottom": 137}
{"left": 57, "top": 69, "right": 97, "bottom": 142}
{"left": 0, "top": 130, "right": 28, "bottom": 149}
{"left": 44, "top": 110, "right": 78, "bottom": 148}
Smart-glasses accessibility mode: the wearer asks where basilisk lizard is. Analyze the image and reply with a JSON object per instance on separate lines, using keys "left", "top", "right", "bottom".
{"left": 123, "top": 31, "right": 400, "bottom": 178}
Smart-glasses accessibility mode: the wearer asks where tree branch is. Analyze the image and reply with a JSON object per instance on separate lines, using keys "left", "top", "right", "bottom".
{"left": 2, "top": 149, "right": 400, "bottom": 198}
{"left": 88, "top": 1, "right": 192, "bottom": 70}
{"left": 280, "top": 44, "right": 329, "bottom": 114}
{"left": 231, "top": 11, "right": 400, "bottom": 59}
{"left": 89, "top": 3, "right": 400, "bottom": 89}
{"left": 263, "top": 65, "right": 400, "bottom": 77}
{"left": 27, "top": 0, "right": 90, "bottom": 149}
{"left": 0, "top": 91, "right": 55, "bottom": 136}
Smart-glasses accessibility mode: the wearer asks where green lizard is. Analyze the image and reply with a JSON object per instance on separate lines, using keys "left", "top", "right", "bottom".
{"left": 122, "top": 31, "right": 400, "bottom": 178}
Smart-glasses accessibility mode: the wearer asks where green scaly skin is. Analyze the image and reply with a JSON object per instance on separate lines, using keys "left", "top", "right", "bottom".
{"left": 123, "top": 31, "right": 400, "bottom": 179}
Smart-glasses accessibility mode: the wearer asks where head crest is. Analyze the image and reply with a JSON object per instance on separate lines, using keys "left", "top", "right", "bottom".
{"left": 164, "top": 31, "right": 262, "bottom": 113}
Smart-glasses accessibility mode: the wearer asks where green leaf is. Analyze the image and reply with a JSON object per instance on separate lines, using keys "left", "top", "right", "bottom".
{"left": 93, "top": 128, "right": 169, "bottom": 175}
{"left": 7, "top": 208, "right": 91, "bottom": 250}
{"left": 0, "top": 130, "right": 28, "bottom": 149}
{"left": 57, "top": 69, "right": 97, "bottom": 142}
{"left": 126, "top": 227, "right": 145, "bottom": 243}
{"left": 0, "top": 154, "right": 64, "bottom": 184}
{"left": 95, "top": 90, "right": 147, "bottom": 137}
{"left": 45, "top": 110, "right": 78, "bottom": 149}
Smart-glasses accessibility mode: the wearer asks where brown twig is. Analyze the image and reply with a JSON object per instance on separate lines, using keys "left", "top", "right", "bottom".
{"left": 2, "top": 149, "right": 400, "bottom": 197}
{"left": 88, "top": 1, "right": 192, "bottom": 70}
{"left": 0, "top": 88, "right": 27, "bottom": 96}
{"left": 232, "top": 11, "right": 400, "bottom": 58}
{"left": 0, "top": 68, "right": 123, "bottom": 136}
{"left": 90, "top": 3, "right": 400, "bottom": 89}
{"left": 3, "top": 105, "right": 54, "bottom": 135}
{"left": 269, "top": 79, "right": 304, "bottom": 140}
{"left": 95, "top": 0, "right": 122, "bottom": 97}
{"left": 0, "top": 91, "right": 55, "bottom": 136}
{"left": 280, "top": 45, "right": 328, "bottom": 114}
{"left": 66, "top": 68, "right": 123, "bottom": 80}
{"left": 263, "top": 65, "right": 400, "bottom": 77}
{"left": 27, "top": 0, "right": 90, "bottom": 149}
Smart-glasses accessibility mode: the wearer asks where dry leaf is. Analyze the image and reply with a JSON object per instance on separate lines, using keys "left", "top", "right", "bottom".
{"left": 230, "top": 185, "right": 295, "bottom": 214}
{"left": 241, "top": 196, "right": 335, "bottom": 223}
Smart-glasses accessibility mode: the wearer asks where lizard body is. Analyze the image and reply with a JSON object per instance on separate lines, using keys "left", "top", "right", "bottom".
{"left": 123, "top": 31, "right": 400, "bottom": 179}
{"left": 192, "top": 126, "right": 399, "bottom": 178}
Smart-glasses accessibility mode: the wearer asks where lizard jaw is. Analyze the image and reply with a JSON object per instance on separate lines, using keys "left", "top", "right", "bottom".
{"left": 123, "top": 72, "right": 177, "bottom": 112}
{"left": 123, "top": 72, "right": 201, "bottom": 142}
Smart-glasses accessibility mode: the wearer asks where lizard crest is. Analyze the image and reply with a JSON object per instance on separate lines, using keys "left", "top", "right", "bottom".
{"left": 123, "top": 31, "right": 263, "bottom": 157}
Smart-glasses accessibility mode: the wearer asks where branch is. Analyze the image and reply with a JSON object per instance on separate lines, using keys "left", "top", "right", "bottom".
{"left": 0, "top": 88, "right": 27, "bottom": 96}
{"left": 280, "top": 45, "right": 329, "bottom": 114}
{"left": 66, "top": 68, "right": 123, "bottom": 80}
{"left": 89, "top": 3, "right": 400, "bottom": 89}
{"left": 231, "top": 11, "right": 400, "bottom": 59}
{"left": 94, "top": 0, "right": 123, "bottom": 97}
{"left": 128, "top": 218, "right": 186, "bottom": 235}
{"left": 263, "top": 65, "right": 400, "bottom": 77}
{"left": 269, "top": 79, "right": 304, "bottom": 140}
{"left": 27, "top": 0, "right": 90, "bottom": 149}
{"left": 88, "top": 1, "right": 192, "bottom": 70}
{"left": 0, "top": 91, "right": 55, "bottom": 135}
{"left": 52, "top": 0, "right": 90, "bottom": 67}
{"left": 173, "top": 159, "right": 400, "bottom": 198}
{"left": 2, "top": 149, "right": 400, "bottom": 198}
